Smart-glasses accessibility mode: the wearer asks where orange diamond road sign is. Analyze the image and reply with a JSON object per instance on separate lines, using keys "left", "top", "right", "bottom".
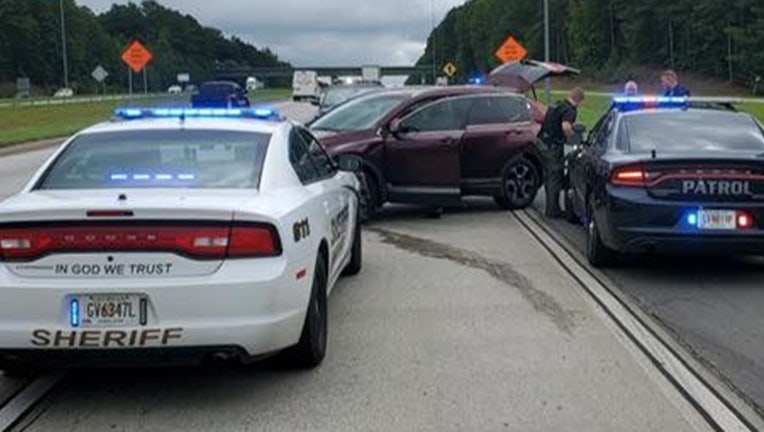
{"left": 495, "top": 36, "right": 528, "bottom": 64}
{"left": 121, "top": 40, "right": 153, "bottom": 73}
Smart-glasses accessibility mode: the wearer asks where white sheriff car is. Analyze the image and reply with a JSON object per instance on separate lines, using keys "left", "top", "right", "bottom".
{"left": 0, "top": 107, "right": 362, "bottom": 374}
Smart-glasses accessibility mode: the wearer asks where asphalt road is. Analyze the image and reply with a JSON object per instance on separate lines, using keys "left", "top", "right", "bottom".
{"left": 0, "top": 102, "right": 746, "bottom": 431}
{"left": 533, "top": 192, "right": 764, "bottom": 413}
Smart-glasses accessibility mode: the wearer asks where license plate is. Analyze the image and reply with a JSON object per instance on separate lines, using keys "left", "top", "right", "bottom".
{"left": 72, "top": 294, "right": 147, "bottom": 328}
{"left": 698, "top": 210, "right": 737, "bottom": 230}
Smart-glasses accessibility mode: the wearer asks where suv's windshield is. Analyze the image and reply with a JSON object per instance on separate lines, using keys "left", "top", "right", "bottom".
{"left": 322, "top": 87, "right": 377, "bottom": 107}
{"left": 311, "top": 92, "right": 408, "bottom": 132}
{"left": 37, "top": 130, "right": 270, "bottom": 190}
{"left": 623, "top": 111, "right": 764, "bottom": 153}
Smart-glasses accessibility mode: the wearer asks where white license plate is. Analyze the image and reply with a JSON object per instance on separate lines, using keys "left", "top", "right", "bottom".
{"left": 698, "top": 210, "right": 737, "bottom": 230}
{"left": 72, "top": 294, "right": 147, "bottom": 328}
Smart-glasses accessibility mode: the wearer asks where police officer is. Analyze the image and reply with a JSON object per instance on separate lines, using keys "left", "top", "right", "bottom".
{"left": 538, "top": 87, "right": 585, "bottom": 218}
{"left": 661, "top": 70, "right": 690, "bottom": 97}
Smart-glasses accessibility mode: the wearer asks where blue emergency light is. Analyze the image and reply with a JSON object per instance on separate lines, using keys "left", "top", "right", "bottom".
{"left": 114, "top": 107, "right": 282, "bottom": 121}
{"left": 611, "top": 96, "right": 688, "bottom": 112}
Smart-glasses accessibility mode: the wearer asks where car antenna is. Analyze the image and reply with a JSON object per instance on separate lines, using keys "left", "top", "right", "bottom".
{"left": 651, "top": 149, "right": 657, "bottom": 159}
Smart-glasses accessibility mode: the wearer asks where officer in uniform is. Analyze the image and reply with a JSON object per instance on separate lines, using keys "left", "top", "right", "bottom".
{"left": 661, "top": 70, "right": 690, "bottom": 97}
{"left": 537, "top": 87, "right": 585, "bottom": 218}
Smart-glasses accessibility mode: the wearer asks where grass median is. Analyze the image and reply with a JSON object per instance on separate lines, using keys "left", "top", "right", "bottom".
{"left": 550, "top": 90, "right": 764, "bottom": 128}
{"left": 0, "top": 89, "right": 291, "bottom": 147}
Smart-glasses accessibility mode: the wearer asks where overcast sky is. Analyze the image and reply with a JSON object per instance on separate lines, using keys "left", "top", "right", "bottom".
{"left": 78, "top": 0, "right": 465, "bottom": 66}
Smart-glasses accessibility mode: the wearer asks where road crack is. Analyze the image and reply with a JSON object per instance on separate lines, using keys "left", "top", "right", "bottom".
{"left": 369, "top": 227, "right": 575, "bottom": 334}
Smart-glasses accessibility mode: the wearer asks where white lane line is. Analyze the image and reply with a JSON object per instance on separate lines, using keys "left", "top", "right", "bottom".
{"left": 514, "top": 210, "right": 756, "bottom": 432}
{"left": 0, "top": 373, "right": 63, "bottom": 432}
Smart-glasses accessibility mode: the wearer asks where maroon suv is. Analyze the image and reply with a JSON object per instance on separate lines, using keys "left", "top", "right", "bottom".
{"left": 310, "top": 86, "right": 544, "bottom": 218}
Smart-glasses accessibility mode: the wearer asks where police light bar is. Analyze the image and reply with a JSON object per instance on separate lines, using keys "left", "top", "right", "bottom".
{"left": 114, "top": 107, "right": 282, "bottom": 121}
{"left": 612, "top": 96, "right": 689, "bottom": 111}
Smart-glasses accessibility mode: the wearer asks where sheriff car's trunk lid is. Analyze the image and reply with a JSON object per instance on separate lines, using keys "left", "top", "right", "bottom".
{"left": 635, "top": 157, "right": 764, "bottom": 202}
{"left": 0, "top": 190, "right": 280, "bottom": 279}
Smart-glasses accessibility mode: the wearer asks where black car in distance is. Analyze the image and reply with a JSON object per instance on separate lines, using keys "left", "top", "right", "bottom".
{"left": 191, "top": 81, "right": 251, "bottom": 108}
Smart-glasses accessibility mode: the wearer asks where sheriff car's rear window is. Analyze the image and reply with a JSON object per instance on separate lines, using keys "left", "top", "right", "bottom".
{"left": 623, "top": 111, "right": 764, "bottom": 153}
{"left": 36, "top": 130, "right": 271, "bottom": 190}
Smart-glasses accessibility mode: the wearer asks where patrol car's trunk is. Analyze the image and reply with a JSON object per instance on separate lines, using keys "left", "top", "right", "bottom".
{"left": 612, "top": 156, "right": 764, "bottom": 202}
{"left": 0, "top": 190, "right": 280, "bottom": 279}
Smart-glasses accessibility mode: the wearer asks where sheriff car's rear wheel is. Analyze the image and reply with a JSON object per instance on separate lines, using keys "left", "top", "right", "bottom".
{"left": 342, "top": 207, "right": 362, "bottom": 276}
{"left": 0, "top": 360, "right": 36, "bottom": 379}
{"left": 286, "top": 252, "right": 328, "bottom": 368}
{"left": 499, "top": 158, "right": 540, "bottom": 210}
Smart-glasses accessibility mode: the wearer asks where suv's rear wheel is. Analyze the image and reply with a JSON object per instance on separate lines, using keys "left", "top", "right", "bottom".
{"left": 497, "top": 158, "right": 540, "bottom": 210}
{"left": 359, "top": 169, "right": 380, "bottom": 222}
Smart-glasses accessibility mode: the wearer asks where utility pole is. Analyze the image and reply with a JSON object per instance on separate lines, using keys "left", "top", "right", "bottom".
{"left": 431, "top": 0, "right": 437, "bottom": 84}
{"left": 727, "top": 25, "right": 734, "bottom": 82}
{"left": 544, "top": 0, "right": 551, "bottom": 103}
{"left": 59, "top": 0, "right": 69, "bottom": 89}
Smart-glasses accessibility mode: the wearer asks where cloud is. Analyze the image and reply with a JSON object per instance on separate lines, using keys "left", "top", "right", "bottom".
{"left": 77, "top": 0, "right": 465, "bottom": 65}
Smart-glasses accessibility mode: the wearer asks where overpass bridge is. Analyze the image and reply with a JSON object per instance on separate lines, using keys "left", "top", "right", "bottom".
{"left": 216, "top": 65, "right": 436, "bottom": 83}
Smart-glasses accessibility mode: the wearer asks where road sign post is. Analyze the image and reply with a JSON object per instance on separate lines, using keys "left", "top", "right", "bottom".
{"left": 91, "top": 65, "right": 109, "bottom": 94}
{"left": 495, "top": 36, "right": 528, "bottom": 64}
{"left": 442, "top": 62, "right": 458, "bottom": 82}
{"left": 121, "top": 40, "right": 153, "bottom": 95}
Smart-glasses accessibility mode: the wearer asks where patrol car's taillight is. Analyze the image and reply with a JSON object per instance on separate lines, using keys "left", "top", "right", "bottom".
{"left": 0, "top": 223, "right": 281, "bottom": 262}
{"left": 610, "top": 166, "right": 647, "bottom": 187}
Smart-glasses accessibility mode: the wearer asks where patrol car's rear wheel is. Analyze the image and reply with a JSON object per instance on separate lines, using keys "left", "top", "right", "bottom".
{"left": 586, "top": 204, "right": 616, "bottom": 268}
{"left": 342, "top": 207, "right": 362, "bottom": 276}
{"left": 498, "top": 158, "right": 540, "bottom": 210}
{"left": 286, "top": 253, "right": 328, "bottom": 368}
{"left": 564, "top": 189, "right": 579, "bottom": 224}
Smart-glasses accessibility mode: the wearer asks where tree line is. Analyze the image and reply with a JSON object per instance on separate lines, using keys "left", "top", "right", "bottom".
{"left": 411, "top": 0, "right": 764, "bottom": 92}
{"left": 0, "top": 0, "right": 289, "bottom": 97}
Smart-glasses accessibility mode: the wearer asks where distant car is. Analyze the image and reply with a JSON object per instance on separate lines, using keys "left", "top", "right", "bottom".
{"left": 311, "top": 87, "right": 544, "bottom": 219}
{"left": 53, "top": 88, "right": 74, "bottom": 98}
{"left": 0, "top": 107, "right": 362, "bottom": 375}
{"left": 191, "top": 81, "right": 250, "bottom": 108}
{"left": 565, "top": 96, "right": 764, "bottom": 267}
{"left": 167, "top": 85, "right": 182, "bottom": 94}
{"left": 293, "top": 71, "right": 320, "bottom": 102}
{"left": 316, "top": 83, "right": 384, "bottom": 115}
{"left": 184, "top": 84, "right": 198, "bottom": 94}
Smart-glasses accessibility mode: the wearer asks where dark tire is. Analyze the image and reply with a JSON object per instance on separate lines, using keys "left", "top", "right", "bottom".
{"left": 286, "top": 253, "right": 328, "bottom": 369}
{"left": 358, "top": 169, "right": 380, "bottom": 222}
{"left": 586, "top": 204, "right": 616, "bottom": 268}
{"left": 564, "top": 189, "right": 579, "bottom": 224}
{"left": 499, "top": 157, "right": 540, "bottom": 210}
{"left": 0, "top": 361, "right": 36, "bottom": 379}
{"left": 493, "top": 195, "right": 508, "bottom": 209}
{"left": 342, "top": 208, "right": 362, "bottom": 276}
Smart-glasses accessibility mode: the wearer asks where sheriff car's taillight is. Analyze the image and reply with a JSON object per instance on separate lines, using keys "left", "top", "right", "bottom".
{"left": 0, "top": 223, "right": 281, "bottom": 262}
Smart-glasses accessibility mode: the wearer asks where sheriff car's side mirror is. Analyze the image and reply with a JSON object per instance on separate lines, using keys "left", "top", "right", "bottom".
{"left": 337, "top": 155, "right": 362, "bottom": 172}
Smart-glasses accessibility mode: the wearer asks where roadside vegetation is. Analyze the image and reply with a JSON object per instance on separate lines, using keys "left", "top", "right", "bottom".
{"left": 0, "top": 89, "right": 291, "bottom": 147}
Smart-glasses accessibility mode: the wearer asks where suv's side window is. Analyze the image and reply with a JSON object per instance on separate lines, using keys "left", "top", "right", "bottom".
{"left": 467, "top": 96, "right": 532, "bottom": 125}
{"left": 400, "top": 98, "right": 473, "bottom": 132}
{"left": 289, "top": 129, "right": 320, "bottom": 183}
{"left": 298, "top": 128, "right": 336, "bottom": 178}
